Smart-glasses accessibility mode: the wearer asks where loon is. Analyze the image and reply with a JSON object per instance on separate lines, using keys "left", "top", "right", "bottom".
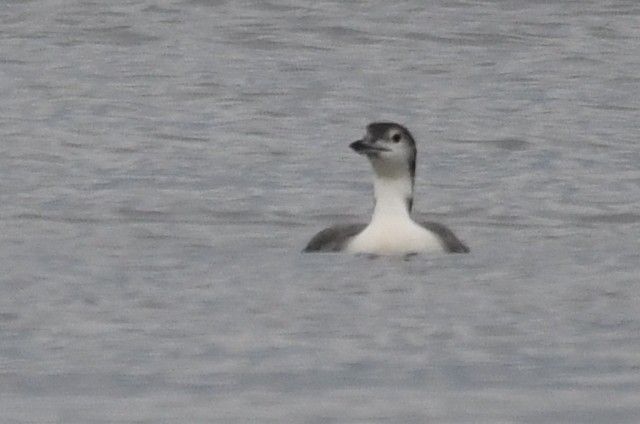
{"left": 304, "top": 122, "right": 469, "bottom": 255}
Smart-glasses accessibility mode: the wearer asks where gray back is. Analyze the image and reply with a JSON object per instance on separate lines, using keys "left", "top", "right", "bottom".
{"left": 303, "top": 224, "right": 366, "bottom": 252}
{"left": 421, "top": 221, "right": 470, "bottom": 253}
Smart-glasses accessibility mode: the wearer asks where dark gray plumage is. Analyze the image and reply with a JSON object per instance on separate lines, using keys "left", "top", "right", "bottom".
{"left": 421, "top": 221, "right": 470, "bottom": 253}
{"left": 303, "top": 223, "right": 366, "bottom": 252}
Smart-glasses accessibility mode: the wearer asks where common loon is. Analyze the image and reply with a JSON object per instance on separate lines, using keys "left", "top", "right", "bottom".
{"left": 304, "top": 122, "right": 469, "bottom": 255}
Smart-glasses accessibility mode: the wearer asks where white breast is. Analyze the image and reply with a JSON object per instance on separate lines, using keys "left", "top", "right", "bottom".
{"left": 346, "top": 219, "right": 444, "bottom": 255}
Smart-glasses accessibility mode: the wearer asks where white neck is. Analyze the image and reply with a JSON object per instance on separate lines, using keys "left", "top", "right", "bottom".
{"left": 347, "top": 170, "right": 444, "bottom": 255}
{"left": 370, "top": 173, "right": 413, "bottom": 225}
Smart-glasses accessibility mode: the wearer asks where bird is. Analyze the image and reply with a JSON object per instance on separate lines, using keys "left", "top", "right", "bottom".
{"left": 303, "top": 122, "right": 469, "bottom": 255}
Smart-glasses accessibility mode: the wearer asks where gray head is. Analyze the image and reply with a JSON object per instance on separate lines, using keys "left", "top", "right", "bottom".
{"left": 350, "top": 122, "right": 417, "bottom": 181}
{"left": 350, "top": 122, "right": 418, "bottom": 212}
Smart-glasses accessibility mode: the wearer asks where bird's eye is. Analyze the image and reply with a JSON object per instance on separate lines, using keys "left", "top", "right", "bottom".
{"left": 391, "top": 133, "right": 402, "bottom": 143}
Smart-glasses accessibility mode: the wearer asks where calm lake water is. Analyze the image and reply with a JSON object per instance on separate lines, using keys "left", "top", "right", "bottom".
{"left": 2, "top": 1, "right": 640, "bottom": 423}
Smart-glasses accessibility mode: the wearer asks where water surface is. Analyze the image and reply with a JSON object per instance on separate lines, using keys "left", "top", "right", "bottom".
{"left": 2, "top": 1, "right": 640, "bottom": 423}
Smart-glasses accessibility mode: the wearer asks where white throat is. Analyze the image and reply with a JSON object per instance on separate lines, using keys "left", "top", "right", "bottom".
{"left": 370, "top": 175, "right": 413, "bottom": 224}
{"left": 346, "top": 163, "right": 445, "bottom": 255}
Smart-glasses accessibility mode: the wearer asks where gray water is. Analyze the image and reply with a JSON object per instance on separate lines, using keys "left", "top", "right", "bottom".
{"left": 2, "top": 1, "right": 640, "bottom": 423}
